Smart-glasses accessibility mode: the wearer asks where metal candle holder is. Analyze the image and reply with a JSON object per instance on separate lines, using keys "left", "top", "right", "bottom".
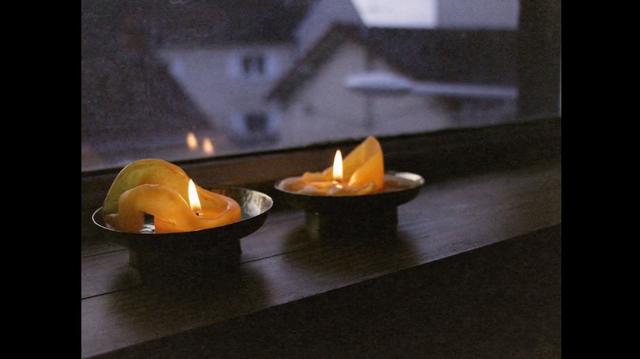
{"left": 92, "top": 187, "right": 272, "bottom": 278}
{"left": 275, "top": 172, "right": 424, "bottom": 241}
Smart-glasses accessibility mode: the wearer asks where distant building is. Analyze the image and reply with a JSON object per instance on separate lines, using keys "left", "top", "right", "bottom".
{"left": 82, "top": 0, "right": 313, "bottom": 169}
{"left": 152, "top": 0, "right": 311, "bottom": 150}
{"left": 81, "top": 1, "right": 215, "bottom": 169}
{"left": 82, "top": 0, "right": 525, "bottom": 168}
{"left": 294, "top": 0, "right": 364, "bottom": 53}
{"left": 157, "top": 44, "right": 294, "bottom": 147}
{"left": 267, "top": 24, "right": 519, "bottom": 147}
{"left": 295, "top": 0, "right": 518, "bottom": 52}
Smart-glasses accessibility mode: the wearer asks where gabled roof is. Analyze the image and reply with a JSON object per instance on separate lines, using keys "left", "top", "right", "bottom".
{"left": 82, "top": 0, "right": 313, "bottom": 53}
{"left": 155, "top": 0, "right": 314, "bottom": 47}
{"left": 267, "top": 24, "right": 517, "bottom": 103}
{"left": 81, "top": 54, "right": 215, "bottom": 153}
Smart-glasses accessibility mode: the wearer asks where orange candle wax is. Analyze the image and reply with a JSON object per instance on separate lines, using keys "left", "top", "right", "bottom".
{"left": 102, "top": 159, "right": 240, "bottom": 233}
{"left": 280, "top": 136, "right": 384, "bottom": 196}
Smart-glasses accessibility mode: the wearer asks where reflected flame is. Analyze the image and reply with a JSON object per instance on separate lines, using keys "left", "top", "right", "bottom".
{"left": 332, "top": 150, "right": 343, "bottom": 181}
{"left": 203, "top": 137, "right": 214, "bottom": 155}
{"left": 188, "top": 179, "right": 201, "bottom": 214}
{"left": 186, "top": 132, "right": 198, "bottom": 151}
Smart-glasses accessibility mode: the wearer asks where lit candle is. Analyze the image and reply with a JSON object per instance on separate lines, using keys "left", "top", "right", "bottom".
{"left": 188, "top": 179, "right": 202, "bottom": 216}
{"left": 333, "top": 149, "right": 343, "bottom": 183}
{"left": 281, "top": 136, "right": 384, "bottom": 196}
{"left": 103, "top": 159, "right": 241, "bottom": 233}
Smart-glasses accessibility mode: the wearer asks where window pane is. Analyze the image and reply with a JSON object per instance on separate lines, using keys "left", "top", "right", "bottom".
{"left": 81, "top": 0, "right": 560, "bottom": 171}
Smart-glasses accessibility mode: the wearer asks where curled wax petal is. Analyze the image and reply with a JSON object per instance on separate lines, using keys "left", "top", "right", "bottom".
{"left": 105, "top": 184, "right": 240, "bottom": 233}
{"left": 282, "top": 136, "right": 384, "bottom": 196}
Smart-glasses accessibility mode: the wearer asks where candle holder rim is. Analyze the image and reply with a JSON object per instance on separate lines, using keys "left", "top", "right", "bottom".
{"left": 274, "top": 170, "right": 425, "bottom": 197}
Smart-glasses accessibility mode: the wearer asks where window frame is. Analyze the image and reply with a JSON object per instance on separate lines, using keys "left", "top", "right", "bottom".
{"left": 82, "top": 0, "right": 560, "bottom": 174}
{"left": 81, "top": 117, "right": 560, "bottom": 212}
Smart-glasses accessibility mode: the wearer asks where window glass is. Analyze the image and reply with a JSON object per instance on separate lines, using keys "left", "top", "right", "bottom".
{"left": 241, "top": 54, "right": 266, "bottom": 77}
{"left": 81, "top": 0, "right": 560, "bottom": 171}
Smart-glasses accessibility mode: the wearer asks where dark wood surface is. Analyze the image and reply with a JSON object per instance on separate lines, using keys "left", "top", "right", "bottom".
{"left": 82, "top": 159, "right": 561, "bottom": 358}
{"left": 95, "top": 225, "right": 561, "bottom": 359}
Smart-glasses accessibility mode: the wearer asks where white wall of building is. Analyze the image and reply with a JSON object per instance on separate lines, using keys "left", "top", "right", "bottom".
{"left": 157, "top": 44, "right": 295, "bottom": 140}
{"left": 280, "top": 40, "right": 453, "bottom": 147}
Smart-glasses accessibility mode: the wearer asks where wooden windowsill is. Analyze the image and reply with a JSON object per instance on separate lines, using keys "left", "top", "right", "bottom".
{"left": 81, "top": 119, "right": 561, "bottom": 358}
{"left": 81, "top": 118, "right": 559, "bottom": 211}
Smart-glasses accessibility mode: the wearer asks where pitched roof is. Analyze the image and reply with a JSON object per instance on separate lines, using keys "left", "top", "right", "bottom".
{"left": 81, "top": 54, "right": 215, "bottom": 154}
{"left": 82, "top": 0, "right": 314, "bottom": 54}
{"left": 81, "top": 0, "right": 315, "bottom": 157}
{"left": 267, "top": 24, "right": 517, "bottom": 103}
{"left": 155, "top": 0, "right": 313, "bottom": 47}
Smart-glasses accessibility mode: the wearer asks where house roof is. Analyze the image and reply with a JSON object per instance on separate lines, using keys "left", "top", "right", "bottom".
{"left": 81, "top": 54, "right": 215, "bottom": 154}
{"left": 155, "top": 0, "right": 314, "bottom": 47}
{"left": 82, "top": 0, "right": 314, "bottom": 54}
{"left": 82, "top": 0, "right": 316, "bottom": 156}
{"left": 267, "top": 24, "right": 518, "bottom": 103}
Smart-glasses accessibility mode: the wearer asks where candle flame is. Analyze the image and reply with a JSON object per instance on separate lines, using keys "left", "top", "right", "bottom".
{"left": 186, "top": 132, "right": 198, "bottom": 151}
{"left": 332, "top": 149, "right": 343, "bottom": 181}
{"left": 188, "top": 179, "right": 201, "bottom": 214}
{"left": 203, "top": 137, "right": 214, "bottom": 155}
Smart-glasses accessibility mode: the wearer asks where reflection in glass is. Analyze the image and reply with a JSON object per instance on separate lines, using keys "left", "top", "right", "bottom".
{"left": 81, "top": 0, "right": 559, "bottom": 171}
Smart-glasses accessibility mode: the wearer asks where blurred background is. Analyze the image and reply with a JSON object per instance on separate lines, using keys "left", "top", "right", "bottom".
{"left": 81, "top": 0, "right": 560, "bottom": 172}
